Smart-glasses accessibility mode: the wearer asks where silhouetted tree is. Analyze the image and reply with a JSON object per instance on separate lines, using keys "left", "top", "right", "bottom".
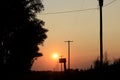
{"left": 103, "top": 51, "right": 109, "bottom": 67}
{"left": 93, "top": 52, "right": 109, "bottom": 69}
{"left": 0, "top": 0, "right": 47, "bottom": 74}
{"left": 93, "top": 57, "right": 100, "bottom": 69}
{"left": 112, "top": 58, "right": 120, "bottom": 70}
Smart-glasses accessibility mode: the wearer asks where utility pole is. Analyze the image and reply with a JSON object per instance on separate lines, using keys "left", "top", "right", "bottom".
{"left": 65, "top": 40, "right": 73, "bottom": 70}
{"left": 98, "top": 0, "right": 104, "bottom": 67}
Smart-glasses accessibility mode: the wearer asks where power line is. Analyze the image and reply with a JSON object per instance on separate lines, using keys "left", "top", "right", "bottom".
{"left": 41, "top": 0, "right": 117, "bottom": 15}
{"left": 104, "top": 0, "right": 117, "bottom": 7}
{"left": 42, "top": 8, "right": 98, "bottom": 15}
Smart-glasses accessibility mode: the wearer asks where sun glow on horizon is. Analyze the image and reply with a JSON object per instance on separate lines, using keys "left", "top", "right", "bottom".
{"left": 52, "top": 53, "right": 59, "bottom": 59}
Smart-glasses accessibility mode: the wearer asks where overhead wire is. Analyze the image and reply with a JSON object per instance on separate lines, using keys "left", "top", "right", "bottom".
{"left": 103, "top": 0, "right": 117, "bottom": 7}
{"left": 42, "top": 8, "right": 98, "bottom": 15}
{"left": 41, "top": 0, "right": 118, "bottom": 15}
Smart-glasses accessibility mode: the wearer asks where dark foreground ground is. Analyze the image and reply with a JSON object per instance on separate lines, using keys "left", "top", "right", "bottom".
{"left": 25, "top": 67, "right": 120, "bottom": 80}
{"left": 3, "top": 62, "right": 120, "bottom": 80}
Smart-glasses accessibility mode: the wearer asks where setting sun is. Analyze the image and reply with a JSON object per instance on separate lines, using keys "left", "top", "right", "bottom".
{"left": 52, "top": 53, "right": 59, "bottom": 59}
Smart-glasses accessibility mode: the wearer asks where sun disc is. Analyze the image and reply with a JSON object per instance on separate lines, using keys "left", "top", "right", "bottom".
{"left": 53, "top": 53, "right": 58, "bottom": 59}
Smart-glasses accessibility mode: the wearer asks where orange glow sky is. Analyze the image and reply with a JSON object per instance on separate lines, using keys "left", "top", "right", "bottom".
{"left": 31, "top": 0, "right": 120, "bottom": 71}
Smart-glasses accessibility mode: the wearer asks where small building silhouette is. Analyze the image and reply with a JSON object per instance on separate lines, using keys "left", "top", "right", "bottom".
{"left": 59, "top": 58, "right": 66, "bottom": 72}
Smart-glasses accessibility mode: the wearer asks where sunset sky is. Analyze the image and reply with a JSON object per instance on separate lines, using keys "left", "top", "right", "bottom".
{"left": 31, "top": 0, "right": 120, "bottom": 71}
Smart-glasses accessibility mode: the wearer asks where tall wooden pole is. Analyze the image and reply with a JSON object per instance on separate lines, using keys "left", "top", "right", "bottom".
{"left": 65, "top": 40, "right": 73, "bottom": 70}
{"left": 98, "top": 0, "right": 104, "bottom": 67}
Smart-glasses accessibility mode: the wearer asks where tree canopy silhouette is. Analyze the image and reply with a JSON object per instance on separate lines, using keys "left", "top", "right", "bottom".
{"left": 0, "top": 0, "right": 48, "bottom": 73}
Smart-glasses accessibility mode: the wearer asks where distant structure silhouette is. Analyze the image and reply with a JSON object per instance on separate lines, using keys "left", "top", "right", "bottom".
{"left": 59, "top": 58, "right": 66, "bottom": 72}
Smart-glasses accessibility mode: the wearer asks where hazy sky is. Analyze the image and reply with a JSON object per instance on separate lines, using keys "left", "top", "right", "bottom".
{"left": 31, "top": 0, "right": 120, "bottom": 71}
